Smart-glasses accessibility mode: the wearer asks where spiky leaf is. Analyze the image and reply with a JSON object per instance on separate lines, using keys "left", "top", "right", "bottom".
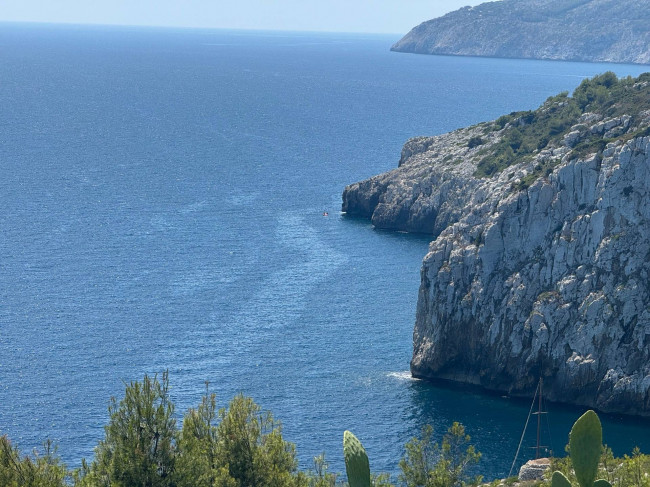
{"left": 569, "top": 410, "right": 602, "bottom": 487}
{"left": 343, "top": 431, "right": 371, "bottom": 487}
{"left": 552, "top": 471, "right": 573, "bottom": 487}
{"left": 593, "top": 480, "right": 612, "bottom": 487}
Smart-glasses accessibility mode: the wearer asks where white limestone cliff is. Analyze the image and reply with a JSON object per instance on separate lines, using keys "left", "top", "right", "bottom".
{"left": 342, "top": 80, "right": 650, "bottom": 414}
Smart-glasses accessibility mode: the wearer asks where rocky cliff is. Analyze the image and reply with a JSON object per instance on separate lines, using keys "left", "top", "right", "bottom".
{"left": 342, "top": 73, "right": 650, "bottom": 415}
{"left": 391, "top": 0, "right": 650, "bottom": 65}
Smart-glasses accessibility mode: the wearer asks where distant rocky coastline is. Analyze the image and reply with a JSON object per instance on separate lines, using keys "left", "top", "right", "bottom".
{"left": 342, "top": 73, "right": 650, "bottom": 415}
{"left": 391, "top": 0, "right": 650, "bottom": 65}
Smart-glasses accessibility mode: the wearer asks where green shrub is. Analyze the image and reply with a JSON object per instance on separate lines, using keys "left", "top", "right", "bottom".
{"left": 0, "top": 437, "right": 69, "bottom": 487}
{"left": 398, "top": 423, "right": 481, "bottom": 487}
{"left": 468, "top": 136, "right": 485, "bottom": 149}
{"left": 475, "top": 72, "right": 650, "bottom": 180}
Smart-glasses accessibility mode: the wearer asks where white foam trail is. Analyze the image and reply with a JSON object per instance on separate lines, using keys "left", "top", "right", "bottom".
{"left": 387, "top": 371, "right": 418, "bottom": 381}
{"left": 230, "top": 212, "right": 348, "bottom": 329}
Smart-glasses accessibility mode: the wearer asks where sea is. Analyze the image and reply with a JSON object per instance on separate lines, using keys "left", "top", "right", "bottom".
{"left": 1, "top": 23, "right": 649, "bottom": 480}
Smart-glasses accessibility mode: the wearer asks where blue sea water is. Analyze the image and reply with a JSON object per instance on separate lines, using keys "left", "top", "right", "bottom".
{"left": 1, "top": 23, "right": 649, "bottom": 479}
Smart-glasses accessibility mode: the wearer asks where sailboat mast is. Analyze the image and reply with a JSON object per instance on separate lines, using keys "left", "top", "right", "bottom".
{"left": 509, "top": 376, "right": 549, "bottom": 477}
{"left": 536, "top": 378, "right": 543, "bottom": 459}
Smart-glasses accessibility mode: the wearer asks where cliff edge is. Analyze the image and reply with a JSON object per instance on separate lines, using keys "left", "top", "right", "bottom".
{"left": 342, "top": 73, "right": 650, "bottom": 415}
{"left": 391, "top": 0, "right": 650, "bottom": 65}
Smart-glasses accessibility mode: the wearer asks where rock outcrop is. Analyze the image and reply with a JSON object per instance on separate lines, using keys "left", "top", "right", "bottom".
{"left": 518, "top": 458, "right": 551, "bottom": 481}
{"left": 342, "top": 129, "right": 486, "bottom": 235}
{"left": 342, "top": 74, "right": 650, "bottom": 415}
{"left": 391, "top": 0, "right": 650, "bottom": 65}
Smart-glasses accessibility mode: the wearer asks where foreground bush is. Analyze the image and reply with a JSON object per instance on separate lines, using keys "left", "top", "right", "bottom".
{"left": 177, "top": 391, "right": 304, "bottom": 487}
{"left": 75, "top": 373, "right": 305, "bottom": 487}
{"left": 22, "top": 373, "right": 650, "bottom": 487}
{"left": 0, "top": 436, "right": 69, "bottom": 487}
{"left": 399, "top": 423, "right": 482, "bottom": 487}
{"left": 78, "top": 372, "right": 176, "bottom": 486}
{"left": 1, "top": 372, "right": 483, "bottom": 486}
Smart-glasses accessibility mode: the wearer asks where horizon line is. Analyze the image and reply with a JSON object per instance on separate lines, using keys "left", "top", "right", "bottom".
{"left": 0, "top": 19, "right": 406, "bottom": 37}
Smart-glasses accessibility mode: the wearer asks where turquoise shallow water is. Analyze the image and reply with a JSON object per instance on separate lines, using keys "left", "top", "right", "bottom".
{"left": 1, "top": 23, "right": 649, "bottom": 479}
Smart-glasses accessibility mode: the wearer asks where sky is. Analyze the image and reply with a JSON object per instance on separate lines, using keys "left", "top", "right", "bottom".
{"left": 0, "top": 0, "right": 487, "bottom": 35}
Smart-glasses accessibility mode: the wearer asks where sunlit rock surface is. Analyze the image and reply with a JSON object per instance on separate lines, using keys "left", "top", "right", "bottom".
{"left": 343, "top": 78, "right": 650, "bottom": 415}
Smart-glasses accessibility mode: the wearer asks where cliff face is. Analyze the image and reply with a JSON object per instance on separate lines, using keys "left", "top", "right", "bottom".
{"left": 391, "top": 0, "right": 650, "bottom": 65}
{"left": 342, "top": 74, "right": 650, "bottom": 414}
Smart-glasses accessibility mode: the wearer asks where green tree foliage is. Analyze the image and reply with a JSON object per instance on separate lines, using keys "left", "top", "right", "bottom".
{"left": 73, "top": 373, "right": 309, "bottom": 487}
{"left": 573, "top": 72, "right": 618, "bottom": 110}
{"left": 618, "top": 448, "right": 650, "bottom": 487}
{"left": 398, "top": 422, "right": 481, "bottom": 487}
{"left": 175, "top": 383, "right": 235, "bottom": 487}
{"left": 0, "top": 436, "right": 69, "bottom": 487}
{"left": 83, "top": 371, "right": 177, "bottom": 487}
{"left": 372, "top": 472, "right": 396, "bottom": 487}
{"left": 213, "top": 393, "right": 302, "bottom": 487}
{"left": 12, "top": 375, "right": 650, "bottom": 487}
{"left": 399, "top": 425, "right": 436, "bottom": 487}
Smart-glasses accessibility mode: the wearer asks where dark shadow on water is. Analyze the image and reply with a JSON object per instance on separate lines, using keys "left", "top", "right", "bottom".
{"left": 404, "top": 376, "right": 650, "bottom": 480}
{"left": 338, "top": 212, "right": 373, "bottom": 228}
{"left": 373, "top": 226, "right": 434, "bottom": 245}
{"left": 340, "top": 213, "right": 434, "bottom": 245}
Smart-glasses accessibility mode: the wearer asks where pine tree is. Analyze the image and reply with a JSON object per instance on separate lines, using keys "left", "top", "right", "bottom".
{"left": 85, "top": 371, "right": 177, "bottom": 487}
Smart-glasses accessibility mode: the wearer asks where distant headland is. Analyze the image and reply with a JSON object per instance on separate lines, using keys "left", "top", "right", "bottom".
{"left": 391, "top": 0, "right": 650, "bottom": 65}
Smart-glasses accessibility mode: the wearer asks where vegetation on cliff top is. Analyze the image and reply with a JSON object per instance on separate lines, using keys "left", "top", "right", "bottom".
{"left": 474, "top": 72, "right": 650, "bottom": 179}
